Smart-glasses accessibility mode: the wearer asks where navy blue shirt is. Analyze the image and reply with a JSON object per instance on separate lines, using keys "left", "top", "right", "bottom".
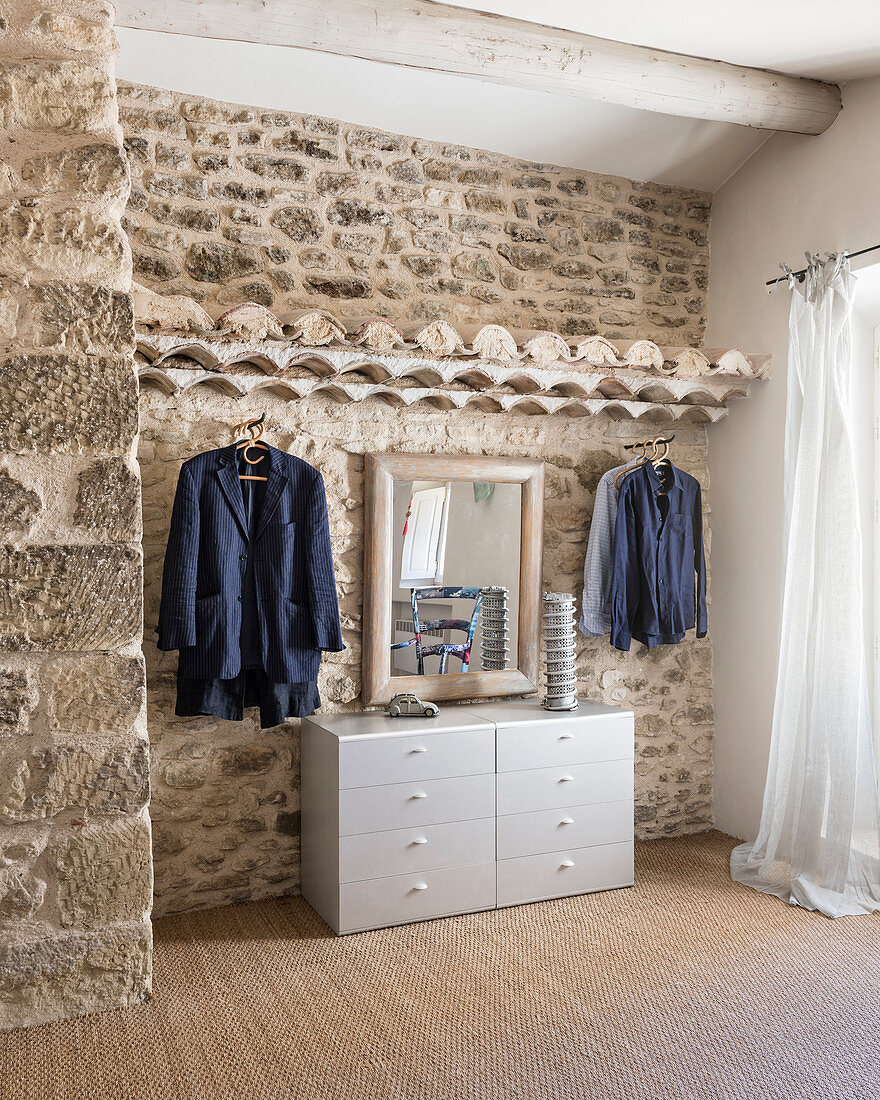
{"left": 610, "top": 462, "right": 707, "bottom": 651}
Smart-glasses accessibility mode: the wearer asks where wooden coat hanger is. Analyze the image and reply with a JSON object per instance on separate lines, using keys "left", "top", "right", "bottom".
{"left": 651, "top": 434, "right": 675, "bottom": 468}
{"left": 233, "top": 414, "right": 269, "bottom": 482}
{"left": 650, "top": 435, "right": 676, "bottom": 497}
{"left": 613, "top": 435, "right": 675, "bottom": 489}
{"left": 614, "top": 439, "right": 650, "bottom": 489}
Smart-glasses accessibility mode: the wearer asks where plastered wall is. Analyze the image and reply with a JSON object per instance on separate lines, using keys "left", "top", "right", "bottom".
{"left": 706, "top": 75, "right": 880, "bottom": 839}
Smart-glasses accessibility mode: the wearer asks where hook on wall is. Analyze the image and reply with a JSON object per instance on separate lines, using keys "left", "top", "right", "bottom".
{"left": 233, "top": 412, "right": 265, "bottom": 438}
{"left": 624, "top": 434, "right": 674, "bottom": 452}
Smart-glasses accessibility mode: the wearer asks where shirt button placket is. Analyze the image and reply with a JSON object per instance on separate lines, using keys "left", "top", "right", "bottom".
{"left": 657, "top": 527, "right": 666, "bottom": 625}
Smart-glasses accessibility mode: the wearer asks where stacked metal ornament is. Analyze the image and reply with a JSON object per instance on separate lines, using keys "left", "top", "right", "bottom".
{"left": 480, "top": 585, "right": 510, "bottom": 670}
{"left": 542, "top": 592, "right": 578, "bottom": 711}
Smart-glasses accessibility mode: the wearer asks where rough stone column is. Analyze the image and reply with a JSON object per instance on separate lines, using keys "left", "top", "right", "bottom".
{"left": 0, "top": 1, "right": 151, "bottom": 1028}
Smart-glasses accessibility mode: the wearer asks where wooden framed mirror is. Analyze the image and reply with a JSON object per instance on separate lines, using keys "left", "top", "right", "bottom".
{"left": 363, "top": 453, "right": 545, "bottom": 705}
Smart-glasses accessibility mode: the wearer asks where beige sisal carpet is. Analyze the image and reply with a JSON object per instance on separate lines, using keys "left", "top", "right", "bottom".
{"left": 2, "top": 832, "right": 879, "bottom": 1100}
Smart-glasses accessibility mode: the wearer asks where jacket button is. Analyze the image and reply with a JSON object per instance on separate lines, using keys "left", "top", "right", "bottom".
{"left": 239, "top": 555, "right": 246, "bottom": 562}
{"left": 236, "top": 595, "right": 242, "bottom": 602}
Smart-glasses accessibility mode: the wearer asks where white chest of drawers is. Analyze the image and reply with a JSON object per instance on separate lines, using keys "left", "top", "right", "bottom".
{"left": 301, "top": 699, "right": 633, "bottom": 934}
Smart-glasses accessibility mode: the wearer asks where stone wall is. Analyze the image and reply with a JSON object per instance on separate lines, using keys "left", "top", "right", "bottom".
{"left": 118, "top": 82, "right": 711, "bottom": 346}
{"left": 141, "top": 390, "right": 714, "bottom": 917}
{"left": 0, "top": 2, "right": 150, "bottom": 1029}
{"left": 128, "top": 78, "right": 717, "bottom": 918}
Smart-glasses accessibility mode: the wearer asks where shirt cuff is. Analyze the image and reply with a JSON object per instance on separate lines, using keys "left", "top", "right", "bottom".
{"left": 578, "top": 618, "right": 606, "bottom": 638}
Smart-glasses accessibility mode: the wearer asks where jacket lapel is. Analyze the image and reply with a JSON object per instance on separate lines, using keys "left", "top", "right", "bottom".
{"left": 254, "top": 447, "right": 289, "bottom": 542}
{"left": 215, "top": 445, "right": 249, "bottom": 540}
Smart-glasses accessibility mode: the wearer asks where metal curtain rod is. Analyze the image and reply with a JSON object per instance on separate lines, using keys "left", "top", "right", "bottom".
{"left": 765, "top": 244, "right": 880, "bottom": 287}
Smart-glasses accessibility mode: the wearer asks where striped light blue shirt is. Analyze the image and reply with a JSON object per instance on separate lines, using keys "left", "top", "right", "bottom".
{"left": 579, "top": 463, "right": 633, "bottom": 637}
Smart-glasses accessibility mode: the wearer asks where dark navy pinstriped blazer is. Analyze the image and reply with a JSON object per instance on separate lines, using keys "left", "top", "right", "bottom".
{"left": 157, "top": 443, "right": 344, "bottom": 681}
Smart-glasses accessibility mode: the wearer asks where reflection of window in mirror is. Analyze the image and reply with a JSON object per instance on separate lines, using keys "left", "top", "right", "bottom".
{"left": 398, "top": 481, "right": 450, "bottom": 587}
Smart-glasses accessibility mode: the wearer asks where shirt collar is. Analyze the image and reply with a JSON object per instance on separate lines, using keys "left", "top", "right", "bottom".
{"left": 644, "top": 461, "right": 678, "bottom": 494}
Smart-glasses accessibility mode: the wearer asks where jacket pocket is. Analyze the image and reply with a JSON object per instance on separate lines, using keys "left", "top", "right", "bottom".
{"left": 194, "top": 592, "right": 226, "bottom": 650}
{"left": 195, "top": 592, "right": 222, "bottom": 617}
{"left": 286, "top": 597, "right": 314, "bottom": 650}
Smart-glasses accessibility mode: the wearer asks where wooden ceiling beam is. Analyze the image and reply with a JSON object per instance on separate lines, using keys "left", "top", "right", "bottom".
{"left": 114, "top": 0, "right": 842, "bottom": 136}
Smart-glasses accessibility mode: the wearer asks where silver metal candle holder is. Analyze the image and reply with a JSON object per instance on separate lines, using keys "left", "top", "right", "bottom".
{"left": 542, "top": 592, "right": 578, "bottom": 711}
{"left": 480, "top": 585, "right": 510, "bottom": 671}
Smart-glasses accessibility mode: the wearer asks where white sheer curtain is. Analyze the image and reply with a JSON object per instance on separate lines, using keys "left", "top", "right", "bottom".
{"left": 731, "top": 254, "right": 880, "bottom": 917}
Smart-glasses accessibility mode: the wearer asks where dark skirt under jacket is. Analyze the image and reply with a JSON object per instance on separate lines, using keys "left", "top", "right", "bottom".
{"left": 175, "top": 667, "right": 321, "bottom": 729}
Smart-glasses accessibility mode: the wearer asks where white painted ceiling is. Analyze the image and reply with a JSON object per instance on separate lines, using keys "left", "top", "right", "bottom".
{"left": 115, "top": 2, "right": 880, "bottom": 193}
{"left": 446, "top": 0, "right": 880, "bottom": 82}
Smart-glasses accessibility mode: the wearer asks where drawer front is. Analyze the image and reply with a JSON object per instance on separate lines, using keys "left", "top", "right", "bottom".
{"left": 497, "top": 758, "right": 632, "bottom": 816}
{"left": 497, "top": 799, "right": 633, "bottom": 860}
{"left": 497, "top": 842, "right": 634, "bottom": 907}
{"left": 339, "top": 728, "right": 495, "bottom": 789}
{"left": 340, "top": 773, "right": 495, "bottom": 836}
{"left": 497, "top": 715, "right": 633, "bottom": 772}
{"left": 339, "top": 862, "right": 496, "bottom": 932}
{"left": 339, "top": 817, "right": 495, "bottom": 883}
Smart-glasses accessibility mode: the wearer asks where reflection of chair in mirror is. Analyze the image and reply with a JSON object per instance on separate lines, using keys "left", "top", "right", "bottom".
{"left": 391, "top": 586, "right": 483, "bottom": 674}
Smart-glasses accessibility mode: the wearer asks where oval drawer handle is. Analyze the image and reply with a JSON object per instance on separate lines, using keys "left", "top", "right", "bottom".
{"left": 559, "top": 775, "right": 575, "bottom": 783}
{"left": 411, "top": 837, "right": 428, "bottom": 845}
{"left": 559, "top": 733, "right": 574, "bottom": 740}
{"left": 410, "top": 791, "right": 428, "bottom": 799}
{"left": 410, "top": 747, "right": 428, "bottom": 753}
{"left": 560, "top": 859, "right": 575, "bottom": 868}
{"left": 412, "top": 882, "right": 429, "bottom": 891}
{"left": 559, "top": 817, "right": 574, "bottom": 825}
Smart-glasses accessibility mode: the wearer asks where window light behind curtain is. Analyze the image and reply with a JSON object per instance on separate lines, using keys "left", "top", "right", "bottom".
{"left": 731, "top": 255, "right": 880, "bottom": 917}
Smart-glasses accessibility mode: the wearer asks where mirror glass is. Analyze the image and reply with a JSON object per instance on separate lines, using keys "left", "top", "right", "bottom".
{"left": 389, "top": 479, "right": 521, "bottom": 676}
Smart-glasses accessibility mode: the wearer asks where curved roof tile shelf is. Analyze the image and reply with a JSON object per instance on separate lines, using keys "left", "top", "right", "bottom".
{"left": 134, "top": 302, "right": 771, "bottom": 424}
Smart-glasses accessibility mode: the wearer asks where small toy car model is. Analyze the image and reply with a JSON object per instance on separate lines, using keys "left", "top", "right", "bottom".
{"left": 387, "top": 692, "right": 439, "bottom": 718}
